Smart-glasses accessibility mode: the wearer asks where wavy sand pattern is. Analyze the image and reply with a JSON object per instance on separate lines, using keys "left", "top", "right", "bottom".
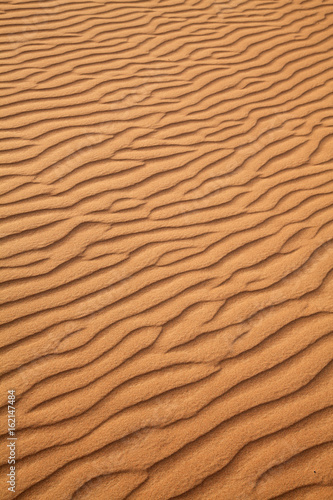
{"left": 0, "top": 0, "right": 333, "bottom": 498}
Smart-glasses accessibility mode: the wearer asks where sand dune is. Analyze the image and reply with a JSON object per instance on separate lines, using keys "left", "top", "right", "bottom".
{"left": 0, "top": 0, "right": 333, "bottom": 498}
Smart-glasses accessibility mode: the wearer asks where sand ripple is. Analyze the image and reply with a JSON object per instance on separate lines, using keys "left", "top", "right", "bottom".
{"left": 0, "top": 0, "right": 333, "bottom": 498}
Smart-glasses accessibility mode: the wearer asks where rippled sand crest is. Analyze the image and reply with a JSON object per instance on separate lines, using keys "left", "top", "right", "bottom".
{"left": 0, "top": 0, "right": 333, "bottom": 498}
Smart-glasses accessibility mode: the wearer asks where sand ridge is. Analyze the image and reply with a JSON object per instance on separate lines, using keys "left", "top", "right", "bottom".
{"left": 0, "top": 0, "right": 333, "bottom": 498}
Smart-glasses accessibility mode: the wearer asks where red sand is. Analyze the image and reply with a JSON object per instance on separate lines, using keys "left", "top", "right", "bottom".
{"left": 0, "top": 0, "right": 333, "bottom": 498}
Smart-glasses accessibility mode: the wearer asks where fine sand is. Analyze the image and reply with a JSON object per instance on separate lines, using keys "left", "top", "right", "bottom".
{"left": 0, "top": 0, "right": 333, "bottom": 499}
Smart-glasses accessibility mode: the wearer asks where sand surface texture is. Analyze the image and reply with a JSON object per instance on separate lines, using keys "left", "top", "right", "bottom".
{"left": 1, "top": 0, "right": 333, "bottom": 499}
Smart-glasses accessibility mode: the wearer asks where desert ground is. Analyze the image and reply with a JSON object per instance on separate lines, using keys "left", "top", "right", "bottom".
{"left": 0, "top": 0, "right": 333, "bottom": 498}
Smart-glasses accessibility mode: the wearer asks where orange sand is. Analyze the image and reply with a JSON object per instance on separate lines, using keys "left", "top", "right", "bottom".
{"left": 0, "top": 0, "right": 333, "bottom": 499}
